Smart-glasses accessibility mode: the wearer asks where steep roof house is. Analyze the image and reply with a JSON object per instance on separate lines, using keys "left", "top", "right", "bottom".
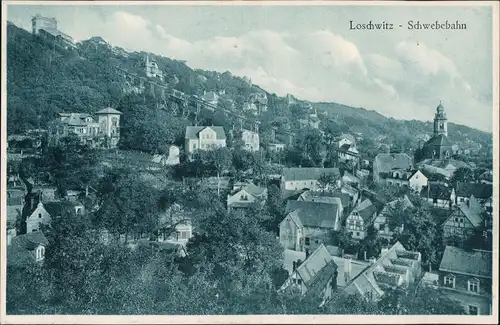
{"left": 7, "top": 231, "right": 49, "bottom": 268}
{"left": 343, "top": 242, "right": 422, "bottom": 301}
{"left": 227, "top": 183, "right": 268, "bottom": 211}
{"left": 345, "top": 199, "right": 378, "bottom": 240}
{"left": 279, "top": 244, "right": 338, "bottom": 306}
{"left": 373, "top": 154, "right": 413, "bottom": 183}
{"left": 438, "top": 246, "right": 492, "bottom": 315}
{"left": 280, "top": 201, "right": 342, "bottom": 253}
{"left": 442, "top": 196, "right": 485, "bottom": 242}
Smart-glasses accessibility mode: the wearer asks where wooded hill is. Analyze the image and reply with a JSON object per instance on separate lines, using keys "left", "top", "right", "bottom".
{"left": 6, "top": 22, "right": 492, "bottom": 155}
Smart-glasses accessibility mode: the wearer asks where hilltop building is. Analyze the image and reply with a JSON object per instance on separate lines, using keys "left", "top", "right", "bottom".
{"left": 243, "top": 93, "right": 268, "bottom": 115}
{"left": 145, "top": 54, "right": 164, "bottom": 81}
{"left": 48, "top": 108, "right": 122, "bottom": 149}
{"left": 31, "top": 14, "right": 75, "bottom": 48}
{"left": 241, "top": 129, "right": 260, "bottom": 152}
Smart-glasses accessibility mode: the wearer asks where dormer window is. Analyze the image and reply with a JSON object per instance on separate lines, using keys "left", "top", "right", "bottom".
{"left": 468, "top": 278, "right": 480, "bottom": 293}
{"left": 35, "top": 246, "right": 45, "bottom": 261}
{"left": 444, "top": 274, "right": 455, "bottom": 288}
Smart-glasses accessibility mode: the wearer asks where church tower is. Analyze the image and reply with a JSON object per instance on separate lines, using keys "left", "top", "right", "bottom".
{"left": 433, "top": 102, "right": 448, "bottom": 137}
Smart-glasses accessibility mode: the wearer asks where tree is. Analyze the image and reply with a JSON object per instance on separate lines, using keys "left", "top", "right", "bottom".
{"left": 379, "top": 287, "right": 465, "bottom": 315}
{"left": 38, "top": 133, "right": 98, "bottom": 195}
{"left": 317, "top": 172, "right": 340, "bottom": 193}
{"left": 94, "top": 170, "right": 160, "bottom": 239}
{"left": 285, "top": 128, "right": 325, "bottom": 167}
{"left": 450, "top": 167, "right": 474, "bottom": 186}
{"left": 392, "top": 207, "right": 442, "bottom": 269}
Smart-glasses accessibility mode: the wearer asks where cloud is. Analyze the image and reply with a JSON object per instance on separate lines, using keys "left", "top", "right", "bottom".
{"left": 73, "top": 11, "right": 491, "bottom": 131}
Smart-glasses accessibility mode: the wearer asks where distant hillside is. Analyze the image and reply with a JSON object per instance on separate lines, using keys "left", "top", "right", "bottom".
{"left": 6, "top": 22, "right": 492, "bottom": 154}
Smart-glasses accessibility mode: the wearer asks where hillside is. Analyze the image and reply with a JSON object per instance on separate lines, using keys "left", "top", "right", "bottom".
{"left": 6, "top": 22, "right": 492, "bottom": 154}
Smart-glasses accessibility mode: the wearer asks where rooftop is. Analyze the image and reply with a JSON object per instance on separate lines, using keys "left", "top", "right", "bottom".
{"left": 185, "top": 126, "right": 227, "bottom": 140}
{"left": 455, "top": 182, "right": 492, "bottom": 199}
{"left": 282, "top": 167, "right": 340, "bottom": 182}
{"left": 285, "top": 200, "right": 340, "bottom": 229}
{"left": 96, "top": 107, "right": 122, "bottom": 115}
{"left": 439, "top": 246, "right": 491, "bottom": 278}
{"left": 374, "top": 153, "right": 413, "bottom": 174}
{"left": 7, "top": 231, "right": 49, "bottom": 267}
{"left": 343, "top": 242, "right": 421, "bottom": 299}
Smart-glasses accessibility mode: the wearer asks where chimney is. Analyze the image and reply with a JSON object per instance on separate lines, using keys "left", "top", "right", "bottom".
{"left": 292, "top": 261, "right": 296, "bottom": 271}
{"left": 344, "top": 258, "right": 352, "bottom": 282}
{"left": 380, "top": 247, "right": 389, "bottom": 257}
{"left": 305, "top": 249, "right": 310, "bottom": 259}
{"left": 369, "top": 257, "right": 377, "bottom": 265}
{"left": 364, "top": 251, "right": 367, "bottom": 261}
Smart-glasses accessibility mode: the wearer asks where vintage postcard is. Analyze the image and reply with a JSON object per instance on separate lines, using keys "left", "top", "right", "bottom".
{"left": 1, "top": 1, "right": 498, "bottom": 324}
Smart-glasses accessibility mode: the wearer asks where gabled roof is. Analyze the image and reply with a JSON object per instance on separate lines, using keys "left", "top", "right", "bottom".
{"left": 380, "top": 196, "right": 414, "bottom": 217}
{"left": 56, "top": 113, "right": 96, "bottom": 126}
{"left": 439, "top": 246, "right": 491, "bottom": 278}
{"left": 338, "top": 134, "right": 356, "bottom": 144}
{"left": 299, "top": 190, "right": 350, "bottom": 208}
{"left": 185, "top": 126, "right": 227, "bottom": 140}
{"left": 374, "top": 154, "right": 413, "bottom": 174}
{"left": 241, "top": 183, "right": 267, "bottom": 198}
{"left": 295, "top": 244, "right": 338, "bottom": 291}
{"left": 285, "top": 201, "right": 339, "bottom": 229}
{"left": 43, "top": 201, "right": 83, "bottom": 218}
{"left": 455, "top": 198, "right": 484, "bottom": 228}
{"left": 7, "top": 231, "right": 49, "bottom": 267}
{"left": 282, "top": 167, "right": 340, "bottom": 182}
{"left": 424, "top": 134, "right": 453, "bottom": 148}
{"left": 455, "top": 182, "right": 492, "bottom": 199}
{"left": 351, "top": 199, "right": 377, "bottom": 223}
{"left": 95, "top": 107, "right": 122, "bottom": 115}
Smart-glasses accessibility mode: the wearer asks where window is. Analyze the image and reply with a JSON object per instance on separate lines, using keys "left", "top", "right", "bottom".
{"left": 38, "top": 213, "right": 42, "bottom": 219}
{"left": 297, "top": 279, "right": 302, "bottom": 285}
{"left": 468, "top": 279, "right": 480, "bottom": 293}
{"left": 305, "top": 237, "right": 310, "bottom": 245}
{"left": 444, "top": 274, "right": 455, "bottom": 288}
{"left": 356, "top": 232, "right": 360, "bottom": 236}
{"left": 468, "top": 305, "right": 479, "bottom": 315}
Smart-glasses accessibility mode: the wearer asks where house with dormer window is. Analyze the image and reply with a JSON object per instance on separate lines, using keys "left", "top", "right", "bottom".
{"left": 438, "top": 246, "right": 492, "bottom": 315}
{"left": 227, "top": 183, "right": 267, "bottom": 212}
{"left": 7, "top": 231, "right": 49, "bottom": 268}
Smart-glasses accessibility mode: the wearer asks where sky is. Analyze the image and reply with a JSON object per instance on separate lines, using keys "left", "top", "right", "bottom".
{"left": 6, "top": 3, "right": 495, "bottom": 132}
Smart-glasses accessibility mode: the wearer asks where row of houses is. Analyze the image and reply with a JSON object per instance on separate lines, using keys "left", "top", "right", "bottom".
{"left": 278, "top": 237, "right": 492, "bottom": 314}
